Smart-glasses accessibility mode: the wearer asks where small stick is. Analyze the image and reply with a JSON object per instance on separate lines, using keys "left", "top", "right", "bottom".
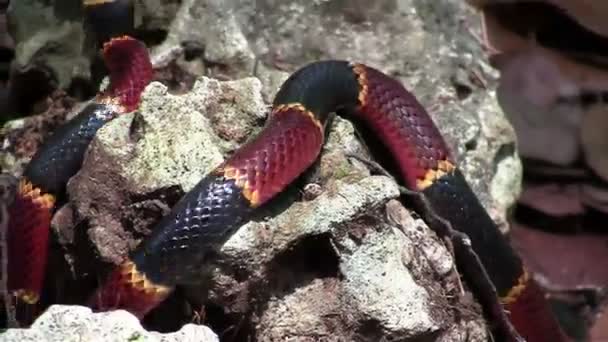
{"left": 346, "top": 154, "right": 524, "bottom": 341}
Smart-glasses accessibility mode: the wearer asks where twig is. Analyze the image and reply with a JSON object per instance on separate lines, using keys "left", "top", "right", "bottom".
{"left": 345, "top": 154, "right": 524, "bottom": 341}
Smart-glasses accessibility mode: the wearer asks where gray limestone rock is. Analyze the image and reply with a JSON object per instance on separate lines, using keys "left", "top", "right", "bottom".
{"left": 0, "top": 305, "right": 219, "bottom": 342}
{"left": 150, "top": 0, "right": 254, "bottom": 74}
{"left": 7, "top": 1, "right": 88, "bottom": 89}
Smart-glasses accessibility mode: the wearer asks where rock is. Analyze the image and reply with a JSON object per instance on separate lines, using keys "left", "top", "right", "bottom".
{"left": 495, "top": 48, "right": 584, "bottom": 166}
{"left": 469, "top": 2, "right": 608, "bottom": 337}
{"left": 0, "top": 90, "right": 77, "bottom": 176}
{"left": 231, "top": 188, "right": 464, "bottom": 340}
{"left": 0, "top": 305, "right": 219, "bottom": 342}
{"left": 3, "top": 0, "right": 520, "bottom": 340}
{"left": 511, "top": 223, "right": 608, "bottom": 291}
{"left": 9, "top": 0, "right": 521, "bottom": 223}
{"left": 590, "top": 305, "right": 608, "bottom": 342}
{"left": 7, "top": 1, "right": 87, "bottom": 89}
{"left": 7, "top": 0, "right": 255, "bottom": 87}
{"left": 150, "top": 0, "right": 255, "bottom": 75}
{"left": 231, "top": 0, "right": 519, "bottom": 226}
{"left": 339, "top": 225, "right": 437, "bottom": 338}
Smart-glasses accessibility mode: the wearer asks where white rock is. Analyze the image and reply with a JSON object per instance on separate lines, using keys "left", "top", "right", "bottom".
{"left": 0, "top": 305, "right": 218, "bottom": 342}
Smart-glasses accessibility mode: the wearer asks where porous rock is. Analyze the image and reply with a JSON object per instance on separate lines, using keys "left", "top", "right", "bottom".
{"left": 222, "top": 179, "right": 460, "bottom": 340}
{"left": 0, "top": 305, "right": 219, "bottom": 342}
{"left": 8, "top": 0, "right": 520, "bottom": 227}
{"left": 7, "top": 0, "right": 87, "bottom": 89}
{"left": 149, "top": 0, "right": 254, "bottom": 74}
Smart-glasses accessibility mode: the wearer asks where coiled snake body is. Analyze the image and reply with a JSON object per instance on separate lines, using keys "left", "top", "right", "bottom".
{"left": 5, "top": 1, "right": 568, "bottom": 341}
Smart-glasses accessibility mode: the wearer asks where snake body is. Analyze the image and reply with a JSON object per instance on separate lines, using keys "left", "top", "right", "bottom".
{"left": 5, "top": 1, "right": 569, "bottom": 341}
{"left": 6, "top": 19, "right": 152, "bottom": 305}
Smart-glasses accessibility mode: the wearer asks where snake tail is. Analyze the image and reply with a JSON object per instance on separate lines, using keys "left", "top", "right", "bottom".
{"left": 349, "top": 63, "right": 566, "bottom": 341}
{"left": 505, "top": 276, "right": 569, "bottom": 342}
{"left": 421, "top": 170, "right": 567, "bottom": 341}
{"left": 88, "top": 261, "right": 172, "bottom": 319}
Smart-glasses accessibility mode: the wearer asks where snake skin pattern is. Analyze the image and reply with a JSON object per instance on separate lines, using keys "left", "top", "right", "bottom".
{"left": 351, "top": 63, "right": 454, "bottom": 190}
{"left": 9, "top": 1, "right": 569, "bottom": 340}
{"left": 87, "top": 59, "right": 566, "bottom": 341}
{"left": 6, "top": 34, "right": 152, "bottom": 305}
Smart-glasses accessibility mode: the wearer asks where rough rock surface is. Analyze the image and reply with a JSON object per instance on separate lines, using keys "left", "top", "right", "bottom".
{"left": 150, "top": 0, "right": 254, "bottom": 74}
{"left": 7, "top": 1, "right": 88, "bottom": 89}
{"left": 0, "top": 90, "right": 77, "bottom": 175}
{"left": 0, "top": 305, "right": 219, "bottom": 342}
{"left": 2, "top": 0, "right": 521, "bottom": 341}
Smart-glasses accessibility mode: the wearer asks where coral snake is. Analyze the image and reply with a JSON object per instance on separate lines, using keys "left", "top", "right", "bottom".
{"left": 4, "top": 0, "right": 568, "bottom": 340}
